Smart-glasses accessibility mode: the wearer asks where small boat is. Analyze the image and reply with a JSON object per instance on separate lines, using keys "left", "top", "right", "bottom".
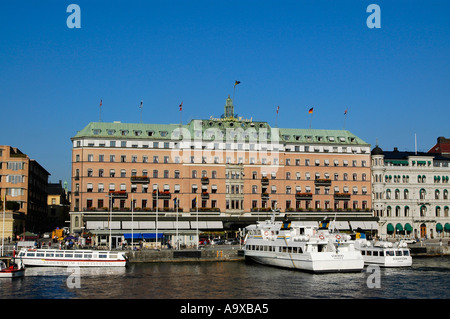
{"left": 0, "top": 256, "right": 25, "bottom": 278}
{"left": 16, "top": 248, "right": 127, "bottom": 267}
{"left": 243, "top": 215, "right": 364, "bottom": 273}
{"left": 354, "top": 237, "right": 412, "bottom": 267}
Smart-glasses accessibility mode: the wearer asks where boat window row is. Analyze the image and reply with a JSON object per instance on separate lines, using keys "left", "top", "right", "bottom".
{"left": 22, "top": 251, "right": 115, "bottom": 259}
{"left": 361, "top": 250, "right": 409, "bottom": 257}
{"left": 246, "top": 245, "right": 304, "bottom": 254}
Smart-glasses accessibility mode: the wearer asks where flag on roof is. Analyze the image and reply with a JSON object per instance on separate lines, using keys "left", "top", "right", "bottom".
{"left": 308, "top": 107, "right": 313, "bottom": 114}
{"left": 344, "top": 108, "right": 348, "bottom": 115}
{"left": 234, "top": 80, "right": 241, "bottom": 87}
{"left": 276, "top": 105, "right": 280, "bottom": 114}
{"left": 179, "top": 101, "right": 183, "bottom": 111}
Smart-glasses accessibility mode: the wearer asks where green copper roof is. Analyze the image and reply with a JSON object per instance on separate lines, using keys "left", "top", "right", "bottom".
{"left": 73, "top": 121, "right": 368, "bottom": 146}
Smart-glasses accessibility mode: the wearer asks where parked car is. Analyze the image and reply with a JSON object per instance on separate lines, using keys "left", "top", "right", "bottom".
{"left": 211, "top": 238, "right": 225, "bottom": 245}
{"left": 225, "top": 238, "right": 239, "bottom": 245}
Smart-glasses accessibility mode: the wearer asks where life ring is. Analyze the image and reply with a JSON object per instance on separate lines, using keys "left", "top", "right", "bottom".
{"left": 319, "top": 235, "right": 325, "bottom": 240}
{"left": 264, "top": 231, "right": 269, "bottom": 236}
{"left": 335, "top": 234, "right": 341, "bottom": 240}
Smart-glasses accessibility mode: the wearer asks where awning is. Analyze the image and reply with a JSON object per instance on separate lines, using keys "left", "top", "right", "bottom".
{"left": 329, "top": 221, "right": 350, "bottom": 230}
{"left": 444, "top": 223, "right": 450, "bottom": 231}
{"left": 436, "top": 223, "right": 443, "bottom": 232}
{"left": 396, "top": 223, "right": 403, "bottom": 232}
{"left": 405, "top": 223, "right": 413, "bottom": 232}
{"left": 123, "top": 233, "right": 163, "bottom": 239}
{"left": 387, "top": 223, "right": 394, "bottom": 233}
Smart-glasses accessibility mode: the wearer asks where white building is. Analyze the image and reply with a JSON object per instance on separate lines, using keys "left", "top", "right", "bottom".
{"left": 372, "top": 146, "right": 450, "bottom": 239}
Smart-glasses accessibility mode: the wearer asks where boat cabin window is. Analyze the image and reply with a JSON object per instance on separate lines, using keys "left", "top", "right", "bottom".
{"left": 385, "top": 251, "right": 394, "bottom": 256}
{"left": 65, "top": 253, "right": 73, "bottom": 258}
{"left": 26, "top": 252, "right": 35, "bottom": 257}
{"left": 366, "top": 251, "right": 372, "bottom": 256}
{"left": 36, "top": 252, "right": 44, "bottom": 257}
{"left": 361, "top": 251, "right": 365, "bottom": 255}
{"left": 84, "top": 254, "right": 92, "bottom": 258}
{"left": 99, "top": 254, "right": 108, "bottom": 258}
{"left": 45, "top": 252, "right": 54, "bottom": 257}
{"left": 379, "top": 251, "right": 384, "bottom": 256}
{"left": 372, "top": 251, "right": 378, "bottom": 256}
{"left": 55, "top": 253, "right": 64, "bottom": 257}
{"left": 75, "top": 254, "right": 83, "bottom": 258}
{"left": 395, "top": 251, "right": 402, "bottom": 256}
{"left": 403, "top": 250, "right": 409, "bottom": 256}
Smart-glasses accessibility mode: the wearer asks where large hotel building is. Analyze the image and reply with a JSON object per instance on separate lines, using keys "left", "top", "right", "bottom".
{"left": 70, "top": 97, "right": 376, "bottom": 247}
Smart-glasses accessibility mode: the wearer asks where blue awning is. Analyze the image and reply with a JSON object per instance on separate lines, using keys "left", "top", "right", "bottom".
{"left": 123, "top": 233, "right": 163, "bottom": 239}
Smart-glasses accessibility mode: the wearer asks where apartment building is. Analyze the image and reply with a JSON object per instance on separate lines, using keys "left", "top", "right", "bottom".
{"left": 372, "top": 145, "right": 450, "bottom": 239}
{"left": 0, "top": 145, "right": 50, "bottom": 237}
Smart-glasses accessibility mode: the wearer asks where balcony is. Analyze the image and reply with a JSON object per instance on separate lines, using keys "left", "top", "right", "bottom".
{"left": 109, "top": 190, "right": 128, "bottom": 199}
{"left": 201, "top": 192, "right": 210, "bottom": 199}
{"left": 261, "top": 177, "right": 269, "bottom": 185}
{"left": 152, "top": 190, "right": 171, "bottom": 199}
{"left": 334, "top": 193, "right": 351, "bottom": 200}
{"left": 261, "top": 192, "right": 270, "bottom": 199}
{"left": 130, "top": 176, "right": 150, "bottom": 184}
{"left": 295, "top": 192, "right": 313, "bottom": 200}
{"left": 201, "top": 177, "right": 209, "bottom": 185}
{"left": 314, "top": 178, "right": 332, "bottom": 186}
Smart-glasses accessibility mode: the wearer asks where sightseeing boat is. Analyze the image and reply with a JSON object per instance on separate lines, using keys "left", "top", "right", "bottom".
{"left": 0, "top": 256, "right": 25, "bottom": 278}
{"left": 354, "top": 238, "right": 412, "bottom": 267}
{"left": 16, "top": 248, "right": 127, "bottom": 267}
{"left": 243, "top": 217, "right": 364, "bottom": 273}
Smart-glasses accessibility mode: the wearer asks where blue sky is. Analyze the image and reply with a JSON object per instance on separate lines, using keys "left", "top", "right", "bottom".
{"left": 1, "top": 0, "right": 449, "bottom": 186}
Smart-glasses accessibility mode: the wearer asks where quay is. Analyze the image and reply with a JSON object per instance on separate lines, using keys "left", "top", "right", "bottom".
{"left": 125, "top": 246, "right": 245, "bottom": 263}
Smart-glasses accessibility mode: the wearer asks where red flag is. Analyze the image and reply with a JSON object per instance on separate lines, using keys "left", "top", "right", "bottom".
{"left": 100, "top": 99, "right": 102, "bottom": 107}
{"left": 276, "top": 106, "right": 280, "bottom": 114}
{"left": 344, "top": 108, "right": 348, "bottom": 115}
{"left": 179, "top": 101, "right": 183, "bottom": 111}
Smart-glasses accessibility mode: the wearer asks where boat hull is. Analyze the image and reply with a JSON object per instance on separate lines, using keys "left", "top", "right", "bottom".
{"left": 0, "top": 269, "right": 25, "bottom": 278}
{"left": 21, "top": 258, "right": 127, "bottom": 267}
{"left": 245, "top": 251, "right": 364, "bottom": 273}
{"left": 362, "top": 256, "right": 412, "bottom": 267}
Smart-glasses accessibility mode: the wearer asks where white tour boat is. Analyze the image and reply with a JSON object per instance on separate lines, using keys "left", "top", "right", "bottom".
{"left": 354, "top": 238, "right": 412, "bottom": 267}
{"left": 243, "top": 217, "right": 364, "bottom": 273}
{"left": 17, "top": 248, "right": 128, "bottom": 267}
{"left": 0, "top": 256, "right": 25, "bottom": 278}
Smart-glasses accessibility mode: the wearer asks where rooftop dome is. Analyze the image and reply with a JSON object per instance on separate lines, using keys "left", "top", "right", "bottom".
{"left": 371, "top": 145, "right": 383, "bottom": 155}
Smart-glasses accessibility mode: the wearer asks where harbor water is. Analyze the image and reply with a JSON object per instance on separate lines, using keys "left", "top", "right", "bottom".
{"left": 0, "top": 256, "right": 449, "bottom": 299}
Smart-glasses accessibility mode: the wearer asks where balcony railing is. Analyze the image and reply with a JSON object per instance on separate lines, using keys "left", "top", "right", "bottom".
{"left": 152, "top": 190, "right": 171, "bottom": 199}
{"left": 334, "top": 193, "right": 351, "bottom": 200}
{"left": 201, "top": 192, "right": 210, "bottom": 199}
{"left": 109, "top": 190, "right": 128, "bottom": 198}
{"left": 261, "top": 177, "right": 269, "bottom": 185}
{"left": 201, "top": 177, "right": 209, "bottom": 185}
{"left": 130, "top": 176, "right": 150, "bottom": 184}
{"left": 314, "top": 178, "right": 332, "bottom": 186}
{"left": 295, "top": 192, "right": 313, "bottom": 200}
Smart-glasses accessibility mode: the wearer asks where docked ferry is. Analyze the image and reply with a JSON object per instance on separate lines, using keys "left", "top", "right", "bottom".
{"left": 17, "top": 248, "right": 127, "bottom": 267}
{"left": 243, "top": 217, "right": 364, "bottom": 273}
{"left": 354, "top": 239, "right": 412, "bottom": 267}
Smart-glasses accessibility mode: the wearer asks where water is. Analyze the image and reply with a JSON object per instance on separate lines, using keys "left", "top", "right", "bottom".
{"left": 1, "top": 257, "right": 449, "bottom": 299}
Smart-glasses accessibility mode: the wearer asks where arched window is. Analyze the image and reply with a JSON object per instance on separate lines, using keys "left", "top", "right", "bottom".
{"left": 436, "top": 206, "right": 441, "bottom": 217}
{"left": 420, "top": 189, "right": 426, "bottom": 200}
{"left": 420, "top": 205, "right": 427, "bottom": 217}
{"left": 395, "top": 206, "right": 401, "bottom": 217}
{"left": 404, "top": 206, "right": 410, "bottom": 217}
{"left": 404, "top": 189, "right": 409, "bottom": 199}
{"left": 386, "top": 189, "right": 391, "bottom": 199}
{"left": 444, "top": 189, "right": 448, "bottom": 200}
{"left": 386, "top": 206, "right": 392, "bottom": 217}
{"left": 435, "top": 189, "right": 440, "bottom": 200}
{"left": 395, "top": 189, "right": 400, "bottom": 200}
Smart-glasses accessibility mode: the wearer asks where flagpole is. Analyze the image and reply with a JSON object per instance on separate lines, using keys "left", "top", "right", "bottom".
{"left": 156, "top": 189, "right": 158, "bottom": 248}
{"left": 176, "top": 198, "right": 179, "bottom": 250}
{"left": 99, "top": 99, "right": 102, "bottom": 122}
{"left": 196, "top": 195, "right": 199, "bottom": 250}
{"left": 2, "top": 193, "right": 5, "bottom": 256}
{"left": 131, "top": 193, "right": 134, "bottom": 250}
{"left": 309, "top": 113, "right": 313, "bottom": 129}
{"left": 140, "top": 100, "right": 143, "bottom": 124}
